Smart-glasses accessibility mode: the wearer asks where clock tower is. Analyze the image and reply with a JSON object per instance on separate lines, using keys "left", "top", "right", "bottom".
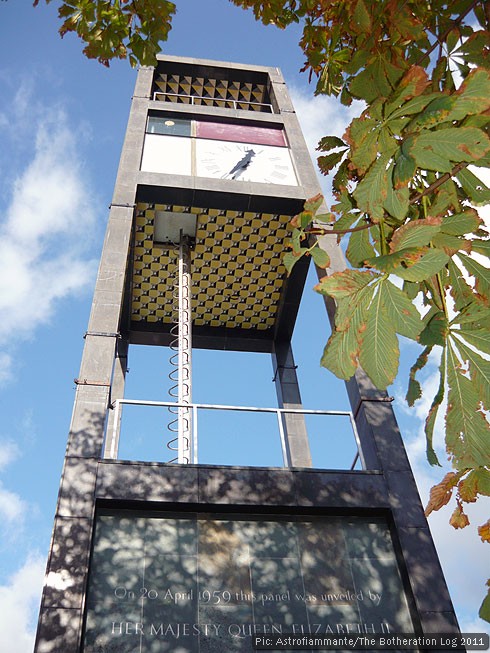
{"left": 34, "top": 56, "right": 460, "bottom": 652}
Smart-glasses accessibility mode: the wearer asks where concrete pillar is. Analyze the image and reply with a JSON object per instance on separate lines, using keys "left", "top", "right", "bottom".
{"left": 272, "top": 341, "right": 312, "bottom": 468}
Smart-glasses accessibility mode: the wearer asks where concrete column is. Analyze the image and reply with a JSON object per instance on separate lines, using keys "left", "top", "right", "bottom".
{"left": 272, "top": 341, "right": 312, "bottom": 468}
{"left": 103, "top": 337, "right": 129, "bottom": 459}
{"left": 34, "top": 66, "right": 152, "bottom": 653}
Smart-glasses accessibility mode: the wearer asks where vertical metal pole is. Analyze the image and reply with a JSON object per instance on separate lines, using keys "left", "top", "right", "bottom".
{"left": 178, "top": 235, "right": 192, "bottom": 464}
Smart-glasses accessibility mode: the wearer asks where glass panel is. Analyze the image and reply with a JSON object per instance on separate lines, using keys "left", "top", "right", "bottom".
{"left": 147, "top": 115, "right": 191, "bottom": 137}
{"left": 82, "top": 513, "right": 415, "bottom": 652}
{"left": 196, "top": 121, "right": 286, "bottom": 146}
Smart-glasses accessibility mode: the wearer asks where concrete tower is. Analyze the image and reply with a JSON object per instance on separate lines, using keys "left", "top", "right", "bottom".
{"left": 34, "top": 56, "right": 460, "bottom": 653}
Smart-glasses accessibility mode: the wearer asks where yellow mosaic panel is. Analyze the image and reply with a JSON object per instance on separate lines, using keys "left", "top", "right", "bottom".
{"left": 131, "top": 203, "right": 291, "bottom": 329}
{"left": 153, "top": 73, "right": 270, "bottom": 111}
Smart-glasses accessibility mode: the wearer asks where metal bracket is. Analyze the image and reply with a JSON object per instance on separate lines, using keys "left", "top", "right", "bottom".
{"left": 84, "top": 331, "right": 121, "bottom": 339}
{"left": 108, "top": 202, "right": 136, "bottom": 209}
{"left": 353, "top": 395, "right": 394, "bottom": 419}
{"left": 74, "top": 379, "right": 111, "bottom": 387}
{"left": 272, "top": 365, "right": 298, "bottom": 383}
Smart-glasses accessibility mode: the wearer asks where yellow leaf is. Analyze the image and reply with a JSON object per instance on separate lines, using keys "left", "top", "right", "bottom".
{"left": 449, "top": 503, "right": 470, "bottom": 529}
{"left": 425, "top": 471, "right": 460, "bottom": 516}
{"left": 478, "top": 519, "right": 490, "bottom": 543}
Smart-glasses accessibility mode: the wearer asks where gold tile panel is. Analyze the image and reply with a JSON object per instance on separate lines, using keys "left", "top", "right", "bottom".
{"left": 131, "top": 203, "right": 291, "bottom": 329}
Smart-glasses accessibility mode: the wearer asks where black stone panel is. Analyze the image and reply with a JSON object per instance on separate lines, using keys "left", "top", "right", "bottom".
{"left": 385, "top": 470, "right": 427, "bottom": 528}
{"left": 294, "top": 470, "right": 389, "bottom": 509}
{"left": 35, "top": 608, "right": 82, "bottom": 652}
{"left": 198, "top": 466, "right": 297, "bottom": 506}
{"left": 361, "top": 402, "right": 412, "bottom": 472}
{"left": 58, "top": 457, "right": 98, "bottom": 518}
{"left": 43, "top": 516, "right": 92, "bottom": 610}
{"left": 96, "top": 461, "right": 199, "bottom": 504}
{"left": 419, "top": 610, "right": 461, "bottom": 633}
{"left": 397, "top": 526, "right": 455, "bottom": 614}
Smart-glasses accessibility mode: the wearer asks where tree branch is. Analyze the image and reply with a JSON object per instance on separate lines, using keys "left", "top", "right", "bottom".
{"left": 409, "top": 161, "right": 469, "bottom": 204}
{"left": 415, "top": 0, "right": 479, "bottom": 66}
{"left": 306, "top": 221, "right": 373, "bottom": 236}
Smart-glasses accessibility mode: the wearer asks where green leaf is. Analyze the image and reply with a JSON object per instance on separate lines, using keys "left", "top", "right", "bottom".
{"left": 440, "top": 209, "right": 481, "bottom": 235}
{"left": 384, "top": 66, "right": 430, "bottom": 117}
{"left": 404, "top": 280, "right": 420, "bottom": 300}
{"left": 456, "top": 168, "right": 490, "bottom": 206}
{"left": 314, "top": 269, "right": 376, "bottom": 299}
{"left": 290, "top": 210, "right": 314, "bottom": 229}
{"left": 408, "top": 95, "right": 456, "bottom": 130}
{"left": 359, "top": 286, "right": 400, "bottom": 389}
{"left": 317, "top": 135, "right": 346, "bottom": 151}
{"left": 386, "top": 92, "right": 441, "bottom": 121}
{"left": 454, "top": 336, "right": 490, "bottom": 411}
{"left": 446, "top": 342, "right": 490, "bottom": 469}
{"left": 479, "top": 588, "right": 490, "bottom": 624}
{"left": 353, "top": 155, "right": 390, "bottom": 220}
{"left": 346, "top": 116, "right": 379, "bottom": 174}
{"left": 472, "top": 239, "right": 490, "bottom": 258}
{"left": 310, "top": 246, "right": 330, "bottom": 269}
{"left": 431, "top": 232, "right": 471, "bottom": 256}
{"left": 381, "top": 279, "right": 424, "bottom": 340}
{"left": 456, "top": 300, "right": 490, "bottom": 329}
{"left": 366, "top": 248, "right": 423, "bottom": 274}
{"left": 283, "top": 251, "right": 302, "bottom": 275}
{"left": 318, "top": 150, "right": 346, "bottom": 174}
{"left": 424, "top": 348, "right": 445, "bottom": 467}
{"left": 390, "top": 219, "right": 441, "bottom": 252}
{"left": 456, "top": 328, "right": 490, "bottom": 356}
{"left": 459, "top": 468, "right": 490, "bottom": 502}
{"left": 392, "top": 248, "right": 450, "bottom": 282}
{"left": 448, "top": 259, "right": 475, "bottom": 311}
{"left": 304, "top": 194, "right": 324, "bottom": 213}
{"left": 321, "top": 286, "right": 373, "bottom": 379}
{"left": 447, "top": 68, "right": 490, "bottom": 121}
{"left": 459, "top": 253, "right": 490, "bottom": 297}
{"left": 406, "top": 346, "right": 431, "bottom": 406}
{"left": 408, "top": 127, "right": 490, "bottom": 173}
{"left": 393, "top": 150, "right": 416, "bottom": 189}
{"left": 350, "top": 57, "right": 393, "bottom": 103}
{"left": 331, "top": 208, "right": 359, "bottom": 232}
{"left": 384, "top": 178, "right": 409, "bottom": 221}
{"left": 314, "top": 213, "right": 336, "bottom": 224}
{"left": 351, "top": 0, "right": 372, "bottom": 34}
{"left": 291, "top": 229, "right": 303, "bottom": 254}
{"left": 419, "top": 311, "right": 449, "bottom": 347}
{"left": 346, "top": 227, "right": 375, "bottom": 267}
{"left": 429, "top": 179, "right": 460, "bottom": 217}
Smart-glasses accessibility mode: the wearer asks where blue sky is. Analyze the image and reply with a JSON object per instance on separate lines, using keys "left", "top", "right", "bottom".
{"left": 0, "top": 1, "right": 488, "bottom": 649}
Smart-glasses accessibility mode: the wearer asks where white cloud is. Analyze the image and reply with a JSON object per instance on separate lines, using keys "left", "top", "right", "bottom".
{"left": 289, "top": 87, "right": 363, "bottom": 199}
{"left": 0, "top": 95, "right": 99, "bottom": 382}
{"left": 0, "top": 483, "right": 26, "bottom": 523}
{"left": 0, "top": 440, "right": 20, "bottom": 471}
{"left": 0, "top": 352, "right": 13, "bottom": 386}
{"left": 0, "top": 553, "right": 46, "bottom": 653}
{"left": 0, "top": 440, "right": 27, "bottom": 535}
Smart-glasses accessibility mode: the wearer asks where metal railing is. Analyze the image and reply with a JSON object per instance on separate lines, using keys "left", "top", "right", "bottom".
{"left": 108, "top": 399, "right": 363, "bottom": 470}
{"left": 153, "top": 91, "right": 274, "bottom": 113}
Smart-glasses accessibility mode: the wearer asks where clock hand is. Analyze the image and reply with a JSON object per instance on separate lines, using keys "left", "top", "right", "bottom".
{"left": 227, "top": 149, "right": 256, "bottom": 179}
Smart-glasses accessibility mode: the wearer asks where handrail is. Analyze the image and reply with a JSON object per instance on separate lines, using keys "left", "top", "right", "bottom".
{"left": 108, "top": 398, "right": 362, "bottom": 469}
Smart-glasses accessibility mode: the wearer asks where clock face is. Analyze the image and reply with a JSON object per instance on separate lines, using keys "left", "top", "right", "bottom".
{"left": 195, "top": 139, "right": 298, "bottom": 186}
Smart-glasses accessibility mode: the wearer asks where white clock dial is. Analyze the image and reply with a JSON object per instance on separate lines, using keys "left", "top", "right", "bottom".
{"left": 196, "top": 139, "right": 297, "bottom": 186}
